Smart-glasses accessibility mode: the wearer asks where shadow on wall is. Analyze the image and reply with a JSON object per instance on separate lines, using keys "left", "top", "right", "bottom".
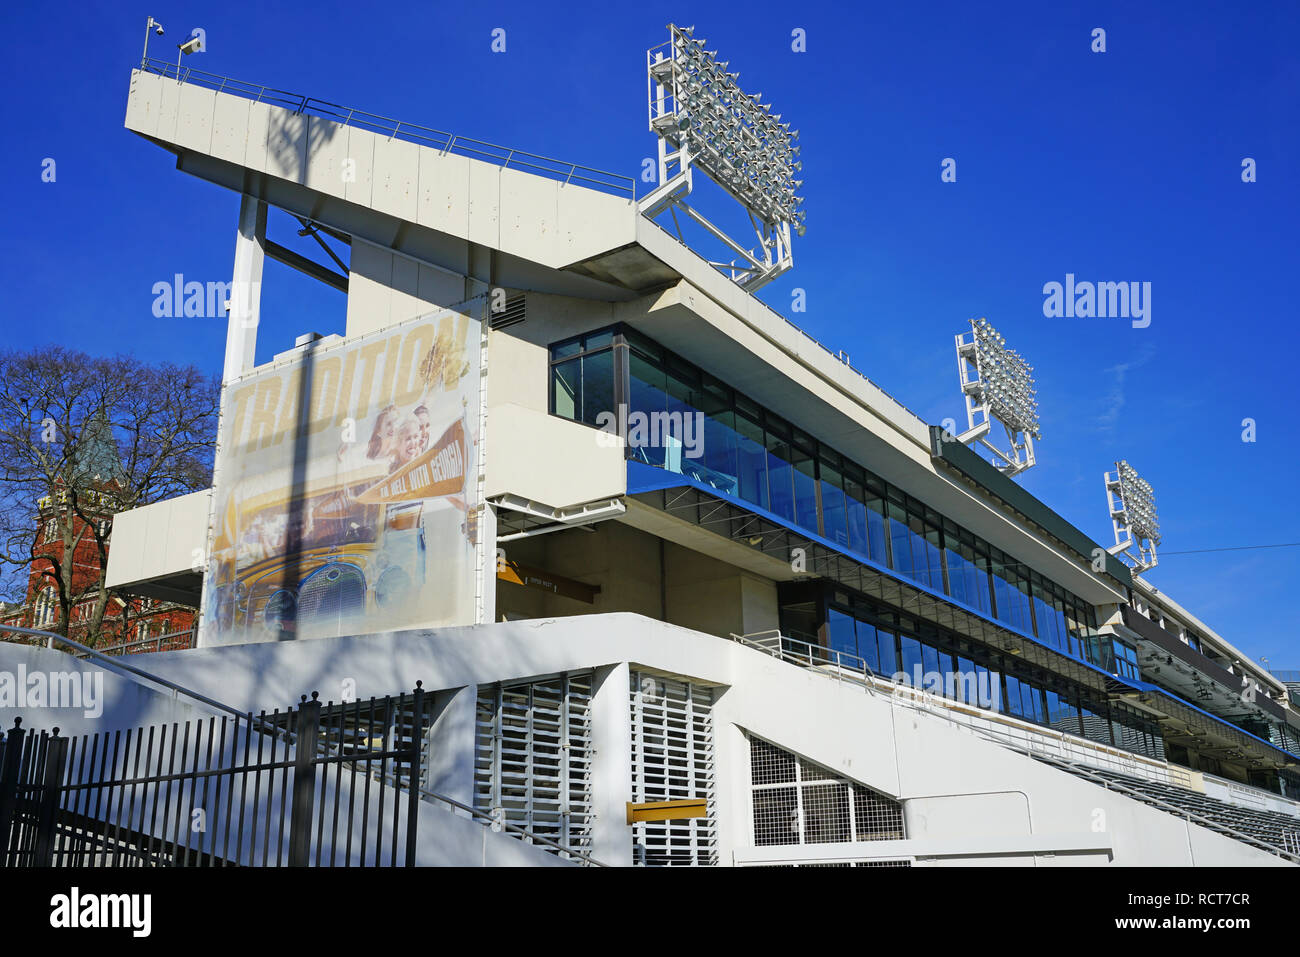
{"left": 266, "top": 109, "right": 343, "bottom": 186}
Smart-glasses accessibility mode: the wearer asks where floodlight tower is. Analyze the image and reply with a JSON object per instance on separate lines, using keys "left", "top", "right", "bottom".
{"left": 1105, "top": 460, "right": 1160, "bottom": 573}
{"left": 640, "top": 24, "right": 805, "bottom": 292}
{"left": 952, "top": 318, "right": 1041, "bottom": 476}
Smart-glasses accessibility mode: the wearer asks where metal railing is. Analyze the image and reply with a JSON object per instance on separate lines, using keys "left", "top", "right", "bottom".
{"left": 1008, "top": 745, "right": 1300, "bottom": 863}
{"left": 69, "top": 628, "right": 195, "bottom": 658}
{"left": 137, "top": 58, "right": 636, "bottom": 200}
{"left": 727, "top": 630, "right": 1197, "bottom": 789}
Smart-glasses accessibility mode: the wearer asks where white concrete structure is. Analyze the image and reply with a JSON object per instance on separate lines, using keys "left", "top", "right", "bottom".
{"left": 0, "top": 615, "right": 1290, "bottom": 866}
{"left": 10, "top": 62, "right": 1297, "bottom": 868}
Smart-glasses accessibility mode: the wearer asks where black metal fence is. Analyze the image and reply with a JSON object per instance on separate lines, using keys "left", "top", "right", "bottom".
{"left": 0, "top": 686, "right": 430, "bottom": 867}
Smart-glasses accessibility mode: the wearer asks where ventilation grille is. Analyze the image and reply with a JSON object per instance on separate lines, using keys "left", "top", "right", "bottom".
{"left": 753, "top": 859, "right": 913, "bottom": 868}
{"left": 474, "top": 672, "right": 593, "bottom": 856}
{"left": 750, "top": 737, "right": 905, "bottom": 847}
{"left": 489, "top": 293, "right": 527, "bottom": 329}
{"left": 630, "top": 671, "right": 717, "bottom": 866}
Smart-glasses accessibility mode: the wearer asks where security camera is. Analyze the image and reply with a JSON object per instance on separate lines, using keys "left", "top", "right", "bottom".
{"left": 178, "top": 36, "right": 201, "bottom": 55}
{"left": 155, "top": 24, "right": 165, "bottom": 35}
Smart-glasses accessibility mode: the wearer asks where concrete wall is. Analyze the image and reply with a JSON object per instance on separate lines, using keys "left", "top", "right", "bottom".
{"left": 125, "top": 69, "right": 638, "bottom": 274}
{"left": 104, "top": 490, "right": 210, "bottom": 592}
{"left": 8, "top": 613, "right": 1286, "bottom": 867}
{"left": 484, "top": 404, "right": 625, "bottom": 507}
{"left": 346, "top": 239, "right": 471, "bottom": 339}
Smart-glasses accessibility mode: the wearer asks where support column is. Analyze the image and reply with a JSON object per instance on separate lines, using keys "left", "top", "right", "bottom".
{"left": 225, "top": 194, "right": 267, "bottom": 383}
{"left": 197, "top": 194, "right": 266, "bottom": 647}
{"left": 590, "top": 662, "right": 633, "bottom": 866}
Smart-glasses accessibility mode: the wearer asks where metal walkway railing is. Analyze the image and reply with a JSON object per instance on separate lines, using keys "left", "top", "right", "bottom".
{"left": 137, "top": 57, "right": 636, "bottom": 200}
{"left": 728, "top": 630, "right": 1194, "bottom": 786}
{"left": 726, "top": 628, "right": 1300, "bottom": 863}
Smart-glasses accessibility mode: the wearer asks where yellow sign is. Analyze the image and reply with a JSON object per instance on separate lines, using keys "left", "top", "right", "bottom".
{"left": 625, "top": 799, "right": 708, "bottom": 824}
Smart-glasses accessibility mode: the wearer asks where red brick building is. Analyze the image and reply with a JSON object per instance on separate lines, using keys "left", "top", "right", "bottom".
{"left": 0, "top": 414, "right": 196, "bottom": 652}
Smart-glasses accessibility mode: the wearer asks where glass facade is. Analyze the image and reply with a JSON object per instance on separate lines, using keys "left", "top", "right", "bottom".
{"left": 785, "top": 582, "right": 1165, "bottom": 761}
{"left": 550, "top": 325, "right": 1113, "bottom": 673}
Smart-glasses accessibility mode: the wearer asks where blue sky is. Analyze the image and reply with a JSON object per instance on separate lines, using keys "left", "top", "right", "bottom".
{"left": 2, "top": 1, "right": 1297, "bottom": 668}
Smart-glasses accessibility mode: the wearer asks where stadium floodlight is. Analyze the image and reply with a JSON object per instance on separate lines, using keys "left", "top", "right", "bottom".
{"left": 1105, "top": 460, "right": 1160, "bottom": 573}
{"left": 639, "top": 24, "right": 805, "bottom": 292}
{"left": 952, "top": 317, "right": 1040, "bottom": 476}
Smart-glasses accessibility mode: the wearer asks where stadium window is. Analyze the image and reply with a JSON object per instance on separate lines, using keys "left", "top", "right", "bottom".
{"left": 1113, "top": 640, "right": 1140, "bottom": 680}
{"left": 549, "top": 324, "right": 1102, "bottom": 646}
{"left": 1004, "top": 675, "right": 1024, "bottom": 717}
{"left": 827, "top": 607, "right": 857, "bottom": 661}
{"left": 818, "top": 452, "right": 849, "bottom": 548}
{"left": 789, "top": 435, "right": 819, "bottom": 535}
{"left": 876, "top": 628, "right": 899, "bottom": 677}
{"left": 898, "top": 635, "right": 923, "bottom": 686}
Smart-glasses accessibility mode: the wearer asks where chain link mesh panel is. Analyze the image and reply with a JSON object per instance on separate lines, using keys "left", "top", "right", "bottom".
{"left": 750, "top": 737, "right": 905, "bottom": 847}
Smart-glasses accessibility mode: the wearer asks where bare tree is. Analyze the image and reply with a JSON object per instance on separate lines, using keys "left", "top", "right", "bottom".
{"left": 0, "top": 347, "right": 219, "bottom": 644}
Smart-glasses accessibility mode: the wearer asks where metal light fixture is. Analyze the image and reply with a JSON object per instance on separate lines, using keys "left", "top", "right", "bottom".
{"left": 952, "top": 317, "right": 1040, "bottom": 475}
{"left": 1105, "top": 459, "right": 1160, "bottom": 573}
{"left": 173, "top": 33, "right": 203, "bottom": 82}
{"left": 639, "top": 24, "right": 805, "bottom": 292}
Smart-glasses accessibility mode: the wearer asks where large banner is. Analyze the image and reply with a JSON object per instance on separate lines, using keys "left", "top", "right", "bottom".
{"left": 199, "top": 304, "right": 482, "bottom": 645}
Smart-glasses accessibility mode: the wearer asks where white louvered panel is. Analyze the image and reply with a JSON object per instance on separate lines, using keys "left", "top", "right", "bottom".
{"left": 630, "top": 671, "right": 717, "bottom": 866}
{"left": 474, "top": 672, "right": 593, "bottom": 855}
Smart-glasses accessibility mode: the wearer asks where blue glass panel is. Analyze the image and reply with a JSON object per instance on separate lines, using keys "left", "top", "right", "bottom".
{"left": 898, "top": 635, "right": 923, "bottom": 686}
{"left": 820, "top": 478, "right": 848, "bottom": 548}
{"left": 734, "top": 413, "right": 768, "bottom": 511}
{"left": 888, "top": 504, "right": 915, "bottom": 580}
{"left": 791, "top": 450, "right": 818, "bottom": 534}
{"left": 844, "top": 490, "right": 867, "bottom": 556}
{"left": 922, "top": 643, "right": 940, "bottom": 685}
{"left": 876, "top": 629, "right": 898, "bottom": 676}
{"left": 857, "top": 619, "right": 880, "bottom": 673}
{"left": 865, "top": 496, "right": 889, "bottom": 567}
{"left": 693, "top": 410, "right": 740, "bottom": 496}
{"left": 1021, "top": 682, "right": 1043, "bottom": 723}
{"left": 580, "top": 350, "right": 614, "bottom": 427}
{"left": 923, "top": 525, "right": 944, "bottom": 591}
{"left": 1004, "top": 675, "right": 1023, "bottom": 716}
{"left": 827, "top": 608, "right": 857, "bottom": 660}
{"left": 628, "top": 357, "right": 668, "bottom": 469}
{"left": 765, "top": 437, "right": 795, "bottom": 522}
